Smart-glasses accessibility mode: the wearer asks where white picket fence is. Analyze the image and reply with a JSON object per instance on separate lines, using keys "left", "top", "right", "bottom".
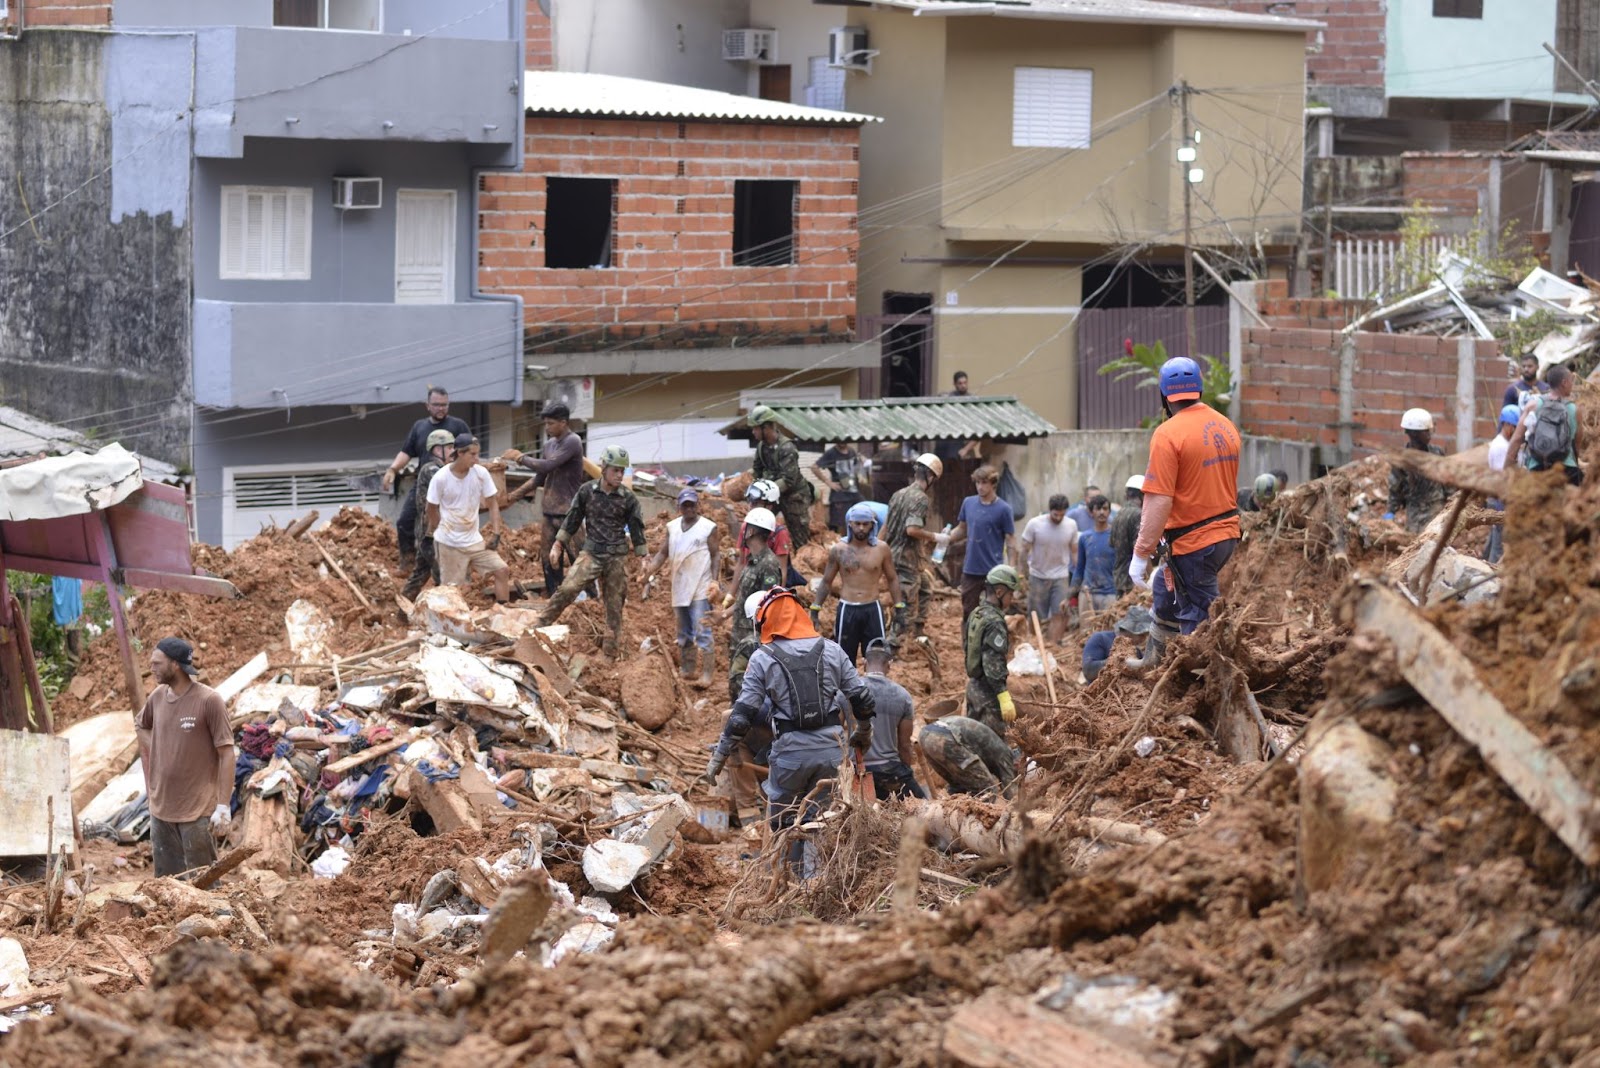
{"left": 1332, "top": 235, "right": 1469, "bottom": 301}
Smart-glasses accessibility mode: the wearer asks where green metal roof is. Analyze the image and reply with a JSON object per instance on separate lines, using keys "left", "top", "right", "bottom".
{"left": 718, "top": 396, "right": 1056, "bottom": 445}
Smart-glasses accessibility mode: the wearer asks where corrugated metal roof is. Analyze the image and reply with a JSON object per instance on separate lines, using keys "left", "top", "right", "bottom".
{"left": 0, "top": 406, "right": 181, "bottom": 484}
{"left": 878, "top": 0, "right": 1320, "bottom": 31}
{"left": 524, "top": 71, "right": 880, "bottom": 125}
{"left": 718, "top": 396, "right": 1056, "bottom": 445}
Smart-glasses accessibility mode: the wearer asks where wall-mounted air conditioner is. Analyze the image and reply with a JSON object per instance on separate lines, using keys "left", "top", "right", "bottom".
{"left": 332, "top": 176, "right": 382, "bottom": 210}
{"left": 545, "top": 377, "right": 595, "bottom": 421}
{"left": 722, "top": 28, "right": 777, "bottom": 64}
{"left": 828, "top": 26, "right": 876, "bottom": 73}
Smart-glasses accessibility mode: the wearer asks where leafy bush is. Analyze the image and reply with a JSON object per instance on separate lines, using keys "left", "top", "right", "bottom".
{"left": 1097, "top": 339, "right": 1233, "bottom": 428}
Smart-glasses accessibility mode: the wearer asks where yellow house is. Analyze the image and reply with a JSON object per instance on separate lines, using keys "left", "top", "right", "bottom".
{"left": 747, "top": 0, "right": 1315, "bottom": 429}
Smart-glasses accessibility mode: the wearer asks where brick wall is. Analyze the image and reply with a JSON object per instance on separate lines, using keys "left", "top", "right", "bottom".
{"left": 1401, "top": 152, "right": 1494, "bottom": 217}
{"left": 1239, "top": 280, "right": 1509, "bottom": 452}
{"left": 480, "top": 117, "right": 861, "bottom": 352}
{"left": 525, "top": 3, "right": 552, "bottom": 72}
{"left": 1175, "top": 0, "right": 1385, "bottom": 89}
{"left": 20, "top": 0, "right": 111, "bottom": 26}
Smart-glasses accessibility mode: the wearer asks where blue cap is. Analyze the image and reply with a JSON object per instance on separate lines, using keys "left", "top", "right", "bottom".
{"left": 677, "top": 488, "right": 699, "bottom": 505}
{"left": 846, "top": 502, "right": 877, "bottom": 524}
{"left": 1499, "top": 404, "right": 1521, "bottom": 427}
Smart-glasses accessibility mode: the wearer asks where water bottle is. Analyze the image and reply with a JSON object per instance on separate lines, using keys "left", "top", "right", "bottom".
{"left": 930, "top": 523, "right": 954, "bottom": 565}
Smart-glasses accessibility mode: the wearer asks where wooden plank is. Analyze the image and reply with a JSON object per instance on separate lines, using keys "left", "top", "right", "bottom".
{"left": 214, "top": 651, "right": 270, "bottom": 703}
{"left": 942, "top": 998, "right": 1165, "bottom": 1068}
{"left": 191, "top": 845, "right": 260, "bottom": 890}
{"left": 0, "top": 974, "right": 106, "bottom": 1013}
{"left": 100, "top": 934, "right": 151, "bottom": 985}
{"left": 511, "top": 635, "right": 574, "bottom": 697}
{"left": 407, "top": 770, "right": 481, "bottom": 835}
{"left": 306, "top": 532, "right": 375, "bottom": 612}
{"left": 323, "top": 730, "right": 419, "bottom": 775}
{"left": 1354, "top": 581, "right": 1600, "bottom": 864}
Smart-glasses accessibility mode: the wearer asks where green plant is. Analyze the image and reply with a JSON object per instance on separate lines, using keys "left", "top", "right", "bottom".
{"left": 1097, "top": 339, "right": 1234, "bottom": 428}
{"left": 6, "top": 572, "right": 112, "bottom": 699}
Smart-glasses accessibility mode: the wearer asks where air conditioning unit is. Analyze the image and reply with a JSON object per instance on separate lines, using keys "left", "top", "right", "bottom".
{"left": 722, "top": 28, "right": 777, "bottom": 64}
{"left": 545, "top": 377, "right": 595, "bottom": 421}
{"left": 332, "top": 176, "right": 382, "bottom": 210}
{"left": 828, "top": 26, "right": 875, "bottom": 72}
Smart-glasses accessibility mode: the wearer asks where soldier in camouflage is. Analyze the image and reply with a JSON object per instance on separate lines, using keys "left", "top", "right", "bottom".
{"left": 964, "top": 564, "right": 1020, "bottom": 737}
{"left": 401, "top": 429, "right": 455, "bottom": 601}
{"left": 883, "top": 452, "right": 944, "bottom": 649}
{"left": 538, "top": 446, "right": 646, "bottom": 659}
{"left": 1387, "top": 408, "right": 1449, "bottom": 534}
{"left": 748, "top": 404, "right": 814, "bottom": 548}
{"left": 723, "top": 509, "right": 786, "bottom": 700}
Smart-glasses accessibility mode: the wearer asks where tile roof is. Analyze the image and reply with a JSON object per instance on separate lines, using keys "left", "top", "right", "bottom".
{"left": 719, "top": 396, "right": 1056, "bottom": 445}
{"left": 523, "top": 71, "right": 880, "bottom": 125}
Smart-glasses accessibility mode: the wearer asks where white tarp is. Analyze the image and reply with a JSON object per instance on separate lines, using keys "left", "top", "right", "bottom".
{"left": 0, "top": 444, "right": 145, "bottom": 522}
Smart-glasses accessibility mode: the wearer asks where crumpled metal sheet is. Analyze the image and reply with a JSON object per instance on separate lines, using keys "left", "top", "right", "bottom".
{"left": 0, "top": 444, "right": 144, "bottom": 521}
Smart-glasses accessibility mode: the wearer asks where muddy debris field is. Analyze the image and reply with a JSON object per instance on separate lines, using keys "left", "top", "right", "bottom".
{"left": 6, "top": 406, "right": 1600, "bottom": 1068}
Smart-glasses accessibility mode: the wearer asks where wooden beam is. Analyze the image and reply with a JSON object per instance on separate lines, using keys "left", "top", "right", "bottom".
{"left": 943, "top": 997, "right": 1166, "bottom": 1068}
{"left": 191, "top": 845, "right": 260, "bottom": 890}
{"left": 1384, "top": 449, "right": 1510, "bottom": 499}
{"left": 1354, "top": 580, "right": 1600, "bottom": 864}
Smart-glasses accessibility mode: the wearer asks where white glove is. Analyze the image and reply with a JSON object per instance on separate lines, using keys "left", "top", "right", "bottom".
{"left": 210, "top": 804, "right": 231, "bottom": 836}
{"left": 810, "top": 577, "right": 826, "bottom": 601}
{"left": 1129, "top": 555, "right": 1151, "bottom": 590}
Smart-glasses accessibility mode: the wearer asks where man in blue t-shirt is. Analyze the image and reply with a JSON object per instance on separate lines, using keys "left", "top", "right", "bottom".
{"left": 948, "top": 464, "right": 1016, "bottom": 626}
{"left": 1071, "top": 495, "right": 1118, "bottom": 616}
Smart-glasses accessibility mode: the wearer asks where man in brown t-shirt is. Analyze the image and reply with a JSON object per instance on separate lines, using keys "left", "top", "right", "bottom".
{"left": 136, "top": 637, "right": 235, "bottom": 877}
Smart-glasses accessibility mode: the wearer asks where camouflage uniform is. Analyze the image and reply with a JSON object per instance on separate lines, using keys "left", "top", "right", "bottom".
{"left": 964, "top": 601, "right": 1010, "bottom": 736}
{"left": 540, "top": 479, "right": 646, "bottom": 649}
{"left": 754, "top": 437, "right": 813, "bottom": 548}
{"left": 882, "top": 480, "right": 933, "bottom": 647}
{"left": 918, "top": 716, "right": 1016, "bottom": 797}
{"left": 727, "top": 546, "right": 785, "bottom": 700}
{"left": 1110, "top": 500, "right": 1142, "bottom": 596}
{"left": 1387, "top": 443, "right": 1449, "bottom": 534}
{"left": 401, "top": 456, "right": 445, "bottom": 601}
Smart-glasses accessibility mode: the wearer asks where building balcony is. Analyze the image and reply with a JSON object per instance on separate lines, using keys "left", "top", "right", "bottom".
{"left": 189, "top": 26, "right": 520, "bottom": 160}
{"left": 193, "top": 299, "right": 521, "bottom": 409}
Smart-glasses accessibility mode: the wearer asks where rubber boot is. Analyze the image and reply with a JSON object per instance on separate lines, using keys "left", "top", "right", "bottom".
{"left": 602, "top": 635, "right": 620, "bottom": 660}
{"left": 696, "top": 650, "right": 715, "bottom": 689}
{"left": 1124, "top": 621, "right": 1178, "bottom": 673}
{"left": 680, "top": 646, "right": 697, "bottom": 680}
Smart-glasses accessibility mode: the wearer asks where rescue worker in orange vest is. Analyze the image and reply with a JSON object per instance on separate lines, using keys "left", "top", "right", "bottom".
{"left": 1126, "top": 357, "right": 1242, "bottom": 670}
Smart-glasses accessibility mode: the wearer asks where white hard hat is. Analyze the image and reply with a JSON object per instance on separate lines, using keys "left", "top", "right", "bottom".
{"left": 1400, "top": 408, "right": 1434, "bottom": 432}
{"left": 744, "top": 506, "right": 777, "bottom": 533}
{"left": 1125, "top": 474, "right": 1145, "bottom": 491}
{"left": 746, "top": 478, "right": 781, "bottom": 504}
{"left": 744, "top": 590, "right": 767, "bottom": 621}
{"left": 915, "top": 453, "right": 944, "bottom": 479}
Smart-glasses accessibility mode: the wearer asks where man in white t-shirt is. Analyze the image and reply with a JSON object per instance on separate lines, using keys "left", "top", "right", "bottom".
{"left": 425, "top": 433, "right": 511, "bottom": 602}
{"left": 1484, "top": 404, "right": 1518, "bottom": 564}
{"left": 644, "top": 488, "right": 723, "bottom": 687}
{"left": 1019, "top": 493, "right": 1079, "bottom": 643}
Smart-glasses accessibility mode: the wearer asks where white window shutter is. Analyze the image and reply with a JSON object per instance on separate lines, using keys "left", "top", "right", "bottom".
{"left": 1012, "top": 67, "right": 1093, "bottom": 149}
{"left": 394, "top": 190, "right": 454, "bottom": 304}
{"left": 221, "top": 188, "right": 246, "bottom": 278}
{"left": 219, "top": 186, "right": 312, "bottom": 280}
{"left": 286, "top": 189, "right": 311, "bottom": 277}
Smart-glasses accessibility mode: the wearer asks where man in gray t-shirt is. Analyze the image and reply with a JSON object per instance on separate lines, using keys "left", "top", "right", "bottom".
{"left": 860, "top": 639, "right": 926, "bottom": 799}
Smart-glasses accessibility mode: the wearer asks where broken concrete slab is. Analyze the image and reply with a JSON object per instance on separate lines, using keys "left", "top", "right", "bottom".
{"left": 231, "top": 683, "right": 322, "bottom": 722}
{"left": 480, "top": 869, "right": 554, "bottom": 967}
{"left": 0, "top": 730, "right": 72, "bottom": 856}
{"left": 285, "top": 599, "right": 335, "bottom": 664}
{"left": 581, "top": 839, "right": 655, "bottom": 894}
{"left": 1298, "top": 719, "right": 1398, "bottom": 893}
{"left": 60, "top": 711, "right": 139, "bottom": 817}
{"left": 409, "top": 587, "right": 490, "bottom": 644}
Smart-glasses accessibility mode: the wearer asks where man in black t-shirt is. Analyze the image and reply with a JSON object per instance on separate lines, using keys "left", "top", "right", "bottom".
{"left": 381, "top": 387, "right": 469, "bottom": 562}
{"left": 812, "top": 441, "right": 867, "bottom": 532}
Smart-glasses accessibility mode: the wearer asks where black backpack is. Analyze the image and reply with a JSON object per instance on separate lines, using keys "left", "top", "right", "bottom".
{"left": 1528, "top": 398, "right": 1574, "bottom": 469}
{"left": 765, "top": 640, "right": 837, "bottom": 733}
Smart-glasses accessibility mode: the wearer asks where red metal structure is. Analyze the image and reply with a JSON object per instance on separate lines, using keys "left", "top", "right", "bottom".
{"left": 0, "top": 471, "right": 237, "bottom": 732}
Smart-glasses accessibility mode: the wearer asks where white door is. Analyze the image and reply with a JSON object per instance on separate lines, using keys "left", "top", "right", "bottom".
{"left": 395, "top": 189, "right": 455, "bottom": 304}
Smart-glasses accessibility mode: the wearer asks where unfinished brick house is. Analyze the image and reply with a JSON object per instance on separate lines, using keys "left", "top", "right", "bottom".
{"left": 479, "top": 70, "right": 875, "bottom": 469}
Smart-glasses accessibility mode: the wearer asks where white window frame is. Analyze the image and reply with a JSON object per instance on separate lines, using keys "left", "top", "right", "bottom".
{"left": 1012, "top": 66, "right": 1093, "bottom": 149}
{"left": 273, "top": 0, "right": 385, "bottom": 32}
{"left": 220, "top": 185, "right": 314, "bottom": 281}
{"left": 222, "top": 461, "right": 384, "bottom": 549}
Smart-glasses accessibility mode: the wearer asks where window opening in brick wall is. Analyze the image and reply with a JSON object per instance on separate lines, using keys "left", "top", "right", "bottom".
{"left": 1013, "top": 67, "right": 1092, "bottom": 148}
{"left": 544, "top": 177, "right": 615, "bottom": 269}
{"left": 733, "top": 180, "right": 796, "bottom": 267}
{"left": 1432, "top": 0, "right": 1482, "bottom": 17}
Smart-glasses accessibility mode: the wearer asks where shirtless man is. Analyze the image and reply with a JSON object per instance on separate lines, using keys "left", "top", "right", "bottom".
{"left": 812, "top": 501, "right": 903, "bottom": 664}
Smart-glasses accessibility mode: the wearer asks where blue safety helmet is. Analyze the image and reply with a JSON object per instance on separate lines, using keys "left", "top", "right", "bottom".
{"left": 1498, "top": 404, "right": 1521, "bottom": 427}
{"left": 1158, "top": 356, "right": 1203, "bottom": 402}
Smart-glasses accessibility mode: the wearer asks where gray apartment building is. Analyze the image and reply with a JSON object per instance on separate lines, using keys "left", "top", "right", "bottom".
{"left": 0, "top": 0, "right": 526, "bottom": 545}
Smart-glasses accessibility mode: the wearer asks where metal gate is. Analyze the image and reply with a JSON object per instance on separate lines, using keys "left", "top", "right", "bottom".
{"left": 1076, "top": 306, "right": 1228, "bottom": 429}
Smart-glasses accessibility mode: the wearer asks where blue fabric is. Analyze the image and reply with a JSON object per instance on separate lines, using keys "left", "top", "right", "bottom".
{"left": 52, "top": 577, "right": 82, "bottom": 627}
{"left": 352, "top": 765, "right": 389, "bottom": 800}
{"left": 863, "top": 500, "right": 888, "bottom": 540}
{"left": 1082, "top": 630, "right": 1115, "bottom": 670}
{"left": 1065, "top": 503, "right": 1092, "bottom": 538}
{"left": 1152, "top": 538, "right": 1238, "bottom": 635}
{"left": 957, "top": 496, "right": 1015, "bottom": 576}
{"left": 1072, "top": 529, "right": 1117, "bottom": 596}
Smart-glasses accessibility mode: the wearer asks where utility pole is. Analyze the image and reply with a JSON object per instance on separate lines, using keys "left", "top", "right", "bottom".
{"left": 1179, "top": 80, "right": 1197, "bottom": 358}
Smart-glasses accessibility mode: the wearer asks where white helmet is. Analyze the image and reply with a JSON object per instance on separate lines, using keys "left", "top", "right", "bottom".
{"left": 744, "top": 507, "right": 777, "bottom": 533}
{"left": 1125, "top": 474, "right": 1145, "bottom": 491}
{"left": 1400, "top": 408, "right": 1434, "bottom": 432}
{"left": 914, "top": 453, "right": 944, "bottom": 479}
{"left": 744, "top": 590, "right": 767, "bottom": 621}
{"left": 746, "top": 478, "right": 781, "bottom": 504}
